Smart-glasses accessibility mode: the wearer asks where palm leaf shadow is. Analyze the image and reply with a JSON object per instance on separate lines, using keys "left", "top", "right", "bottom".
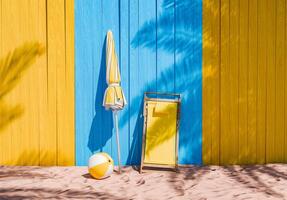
{"left": 120, "top": 0, "right": 203, "bottom": 165}
{"left": 0, "top": 42, "right": 45, "bottom": 131}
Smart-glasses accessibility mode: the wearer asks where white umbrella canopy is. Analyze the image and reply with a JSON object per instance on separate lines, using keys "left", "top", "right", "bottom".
{"left": 103, "top": 30, "right": 127, "bottom": 173}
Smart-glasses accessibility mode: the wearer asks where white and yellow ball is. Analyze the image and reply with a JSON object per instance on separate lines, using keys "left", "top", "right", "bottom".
{"left": 88, "top": 152, "right": 114, "bottom": 179}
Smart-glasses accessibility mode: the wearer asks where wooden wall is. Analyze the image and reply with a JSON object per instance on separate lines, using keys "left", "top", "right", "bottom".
{"left": 0, "top": 0, "right": 75, "bottom": 165}
{"left": 203, "top": 0, "right": 287, "bottom": 165}
{"left": 75, "top": 0, "right": 203, "bottom": 165}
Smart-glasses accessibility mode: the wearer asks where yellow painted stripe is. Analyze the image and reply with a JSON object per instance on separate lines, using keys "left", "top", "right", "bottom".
{"left": 220, "top": 0, "right": 230, "bottom": 165}
{"left": 63, "top": 0, "right": 76, "bottom": 166}
{"left": 257, "top": 0, "right": 267, "bottom": 164}
{"left": 247, "top": 0, "right": 258, "bottom": 164}
{"left": 266, "top": 0, "right": 276, "bottom": 163}
{"left": 202, "top": 0, "right": 220, "bottom": 165}
{"left": 285, "top": 0, "right": 287, "bottom": 163}
{"left": 274, "top": 0, "right": 285, "bottom": 163}
{"left": 203, "top": 0, "right": 287, "bottom": 165}
{"left": 238, "top": 0, "right": 248, "bottom": 164}
{"left": 0, "top": 0, "right": 74, "bottom": 166}
{"left": 229, "top": 0, "right": 239, "bottom": 164}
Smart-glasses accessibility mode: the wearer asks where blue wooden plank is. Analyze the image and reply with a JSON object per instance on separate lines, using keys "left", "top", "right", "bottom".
{"left": 192, "top": 0, "right": 202, "bottom": 165}
{"left": 156, "top": 0, "right": 175, "bottom": 93}
{"left": 126, "top": 0, "right": 140, "bottom": 165}
{"left": 75, "top": 0, "right": 100, "bottom": 166}
{"left": 106, "top": 0, "right": 120, "bottom": 165}
{"left": 175, "top": 0, "right": 202, "bottom": 165}
{"left": 87, "top": 0, "right": 106, "bottom": 160}
{"left": 138, "top": 0, "right": 157, "bottom": 93}
{"left": 118, "top": 0, "right": 130, "bottom": 166}
{"left": 100, "top": 0, "right": 116, "bottom": 159}
{"left": 129, "top": 0, "right": 158, "bottom": 165}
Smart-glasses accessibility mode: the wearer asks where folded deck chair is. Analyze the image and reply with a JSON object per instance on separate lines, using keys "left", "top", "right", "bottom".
{"left": 140, "top": 92, "right": 181, "bottom": 173}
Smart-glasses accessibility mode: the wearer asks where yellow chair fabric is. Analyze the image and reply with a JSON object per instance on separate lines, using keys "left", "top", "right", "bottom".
{"left": 144, "top": 100, "right": 178, "bottom": 165}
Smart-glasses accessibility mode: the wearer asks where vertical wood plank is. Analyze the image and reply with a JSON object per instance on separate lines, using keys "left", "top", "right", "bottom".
{"left": 75, "top": 0, "right": 99, "bottom": 165}
{"left": 220, "top": 0, "right": 230, "bottom": 164}
{"left": 247, "top": 0, "right": 258, "bottom": 164}
{"left": 108, "top": 0, "right": 120, "bottom": 164}
{"left": 238, "top": 0, "right": 249, "bottom": 164}
{"left": 0, "top": 0, "right": 13, "bottom": 165}
{"left": 58, "top": 0, "right": 75, "bottom": 165}
{"left": 41, "top": 0, "right": 61, "bottom": 165}
{"left": 102, "top": 0, "right": 117, "bottom": 158}
{"left": 285, "top": 0, "right": 287, "bottom": 163}
{"left": 202, "top": 0, "right": 220, "bottom": 165}
{"left": 119, "top": 0, "right": 130, "bottom": 165}
{"left": 53, "top": 0, "right": 66, "bottom": 165}
{"left": 38, "top": 0, "right": 48, "bottom": 166}
{"left": 274, "top": 0, "right": 285, "bottom": 162}
{"left": 192, "top": 0, "right": 203, "bottom": 165}
{"left": 175, "top": 0, "right": 202, "bottom": 164}
{"left": 229, "top": 0, "right": 239, "bottom": 164}
{"left": 257, "top": 0, "right": 267, "bottom": 164}
{"left": 8, "top": 0, "right": 23, "bottom": 165}
{"left": 134, "top": 0, "right": 157, "bottom": 165}
{"left": 156, "top": 0, "right": 175, "bottom": 93}
{"left": 266, "top": 0, "right": 276, "bottom": 163}
{"left": 128, "top": 0, "right": 140, "bottom": 165}
{"left": 0, "top": 0, "right": 2, "bottom": 164}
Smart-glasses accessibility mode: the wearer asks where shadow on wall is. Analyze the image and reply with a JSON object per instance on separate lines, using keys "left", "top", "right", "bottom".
{"left": 88, "top": 37, "right": 113, "bottom": 153}
{"left": 122, "top": 0, "right": 202, "bottom": 165}
{"left": 86, "top": 0, "right": 202, "bottom": 165}
{"left": 0, "top": 42, "right": 44, "bottom": 132}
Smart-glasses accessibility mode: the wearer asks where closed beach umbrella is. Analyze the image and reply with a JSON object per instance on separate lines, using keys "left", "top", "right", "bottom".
{"left": 103, "top": 30, "right": 127, "bottom": 173}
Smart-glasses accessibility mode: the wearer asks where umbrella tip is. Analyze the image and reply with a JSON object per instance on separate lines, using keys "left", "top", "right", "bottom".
{"left": 107, "top": 30, "right": 113, "bottom": 35}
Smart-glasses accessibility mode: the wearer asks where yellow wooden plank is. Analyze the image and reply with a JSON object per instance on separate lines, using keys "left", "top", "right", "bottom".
{"left": 17, "top": 0, "right": 31, "bottom": 165}
{"left": 52, "top": 0, "right": 65, "bottom": 166}
{"left": 247, "top": 0, "right": 258, "bottom": 164}
{"left": 286, "top": 0, "right": 287, "bottom": 162}
{"left": 202, "top": 0, "right": 212, "bottom": 165}
{"left": 220, "top": 0, "right": 231, "bottom": 165}
{"left": 238, "top": 0, "right": 249, "bottom": 164}
{"left": 23, "top": 0, "right": 40, "bottom": 165}
{"left": 202, "top": 0, "right": 220, "bottom": 165}
{"left": 55, "top": 0, "right": 66, "bottom": 166}
{"left": 40, "top": 0, "right": 58, "bottom": 166}
{"left": 0, "top": 0, "right": 17, "bottom": 165}
{"left": 256, "top": 0, "right": 267, "bottom": 164}
{"left": 38, "top": 0, "right": 49, "bottom": 166}
{"left": 0, "top": 0, "right": 2, "bottom": 164}
{"left": 266, "top": 0, "right": 276, "bottom": 163}
{"left": 61, "top": 0, "right": 75, "bottom": 165}
{"left": 274, "top": 0, "right": 285, "bottom": 163}
{"left": 229, "top": 0, "right": 239, "bottom": 164}
{"left": 56, "top": 0, "right": 75, "bottom": 166}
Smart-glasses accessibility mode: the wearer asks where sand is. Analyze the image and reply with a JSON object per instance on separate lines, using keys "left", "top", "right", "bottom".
{"left": 1, "top": 164, "right": 287, "bottom": 199}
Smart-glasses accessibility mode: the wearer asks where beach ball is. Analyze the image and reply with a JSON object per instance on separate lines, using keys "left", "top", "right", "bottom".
{"left": 88, "top": 152, "right": 114, "bottom": 179}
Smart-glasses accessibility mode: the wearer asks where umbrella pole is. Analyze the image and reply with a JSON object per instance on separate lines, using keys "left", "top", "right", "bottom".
{"left": 113, "top": 110, "right": 122, "bottom": 174}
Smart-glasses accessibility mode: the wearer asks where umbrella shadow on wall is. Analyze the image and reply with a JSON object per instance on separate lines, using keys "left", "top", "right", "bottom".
{"left": 88, "top": 37, "right": 113, "bottom": 153}
{"left": 126, "top": 99, "right": 144, "bottom": 165}
{"left": 122, "top": 0, "right": 202, "bottom": 165}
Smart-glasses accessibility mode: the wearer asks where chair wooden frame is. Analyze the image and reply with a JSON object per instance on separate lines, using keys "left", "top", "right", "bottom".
{"left": 140, "top": 92, "right": 181, "bottom": 173}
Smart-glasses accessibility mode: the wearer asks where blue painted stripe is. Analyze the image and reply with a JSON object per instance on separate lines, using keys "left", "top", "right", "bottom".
{"left": 75, "top": 0, "right": 203, "bottom": 166}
